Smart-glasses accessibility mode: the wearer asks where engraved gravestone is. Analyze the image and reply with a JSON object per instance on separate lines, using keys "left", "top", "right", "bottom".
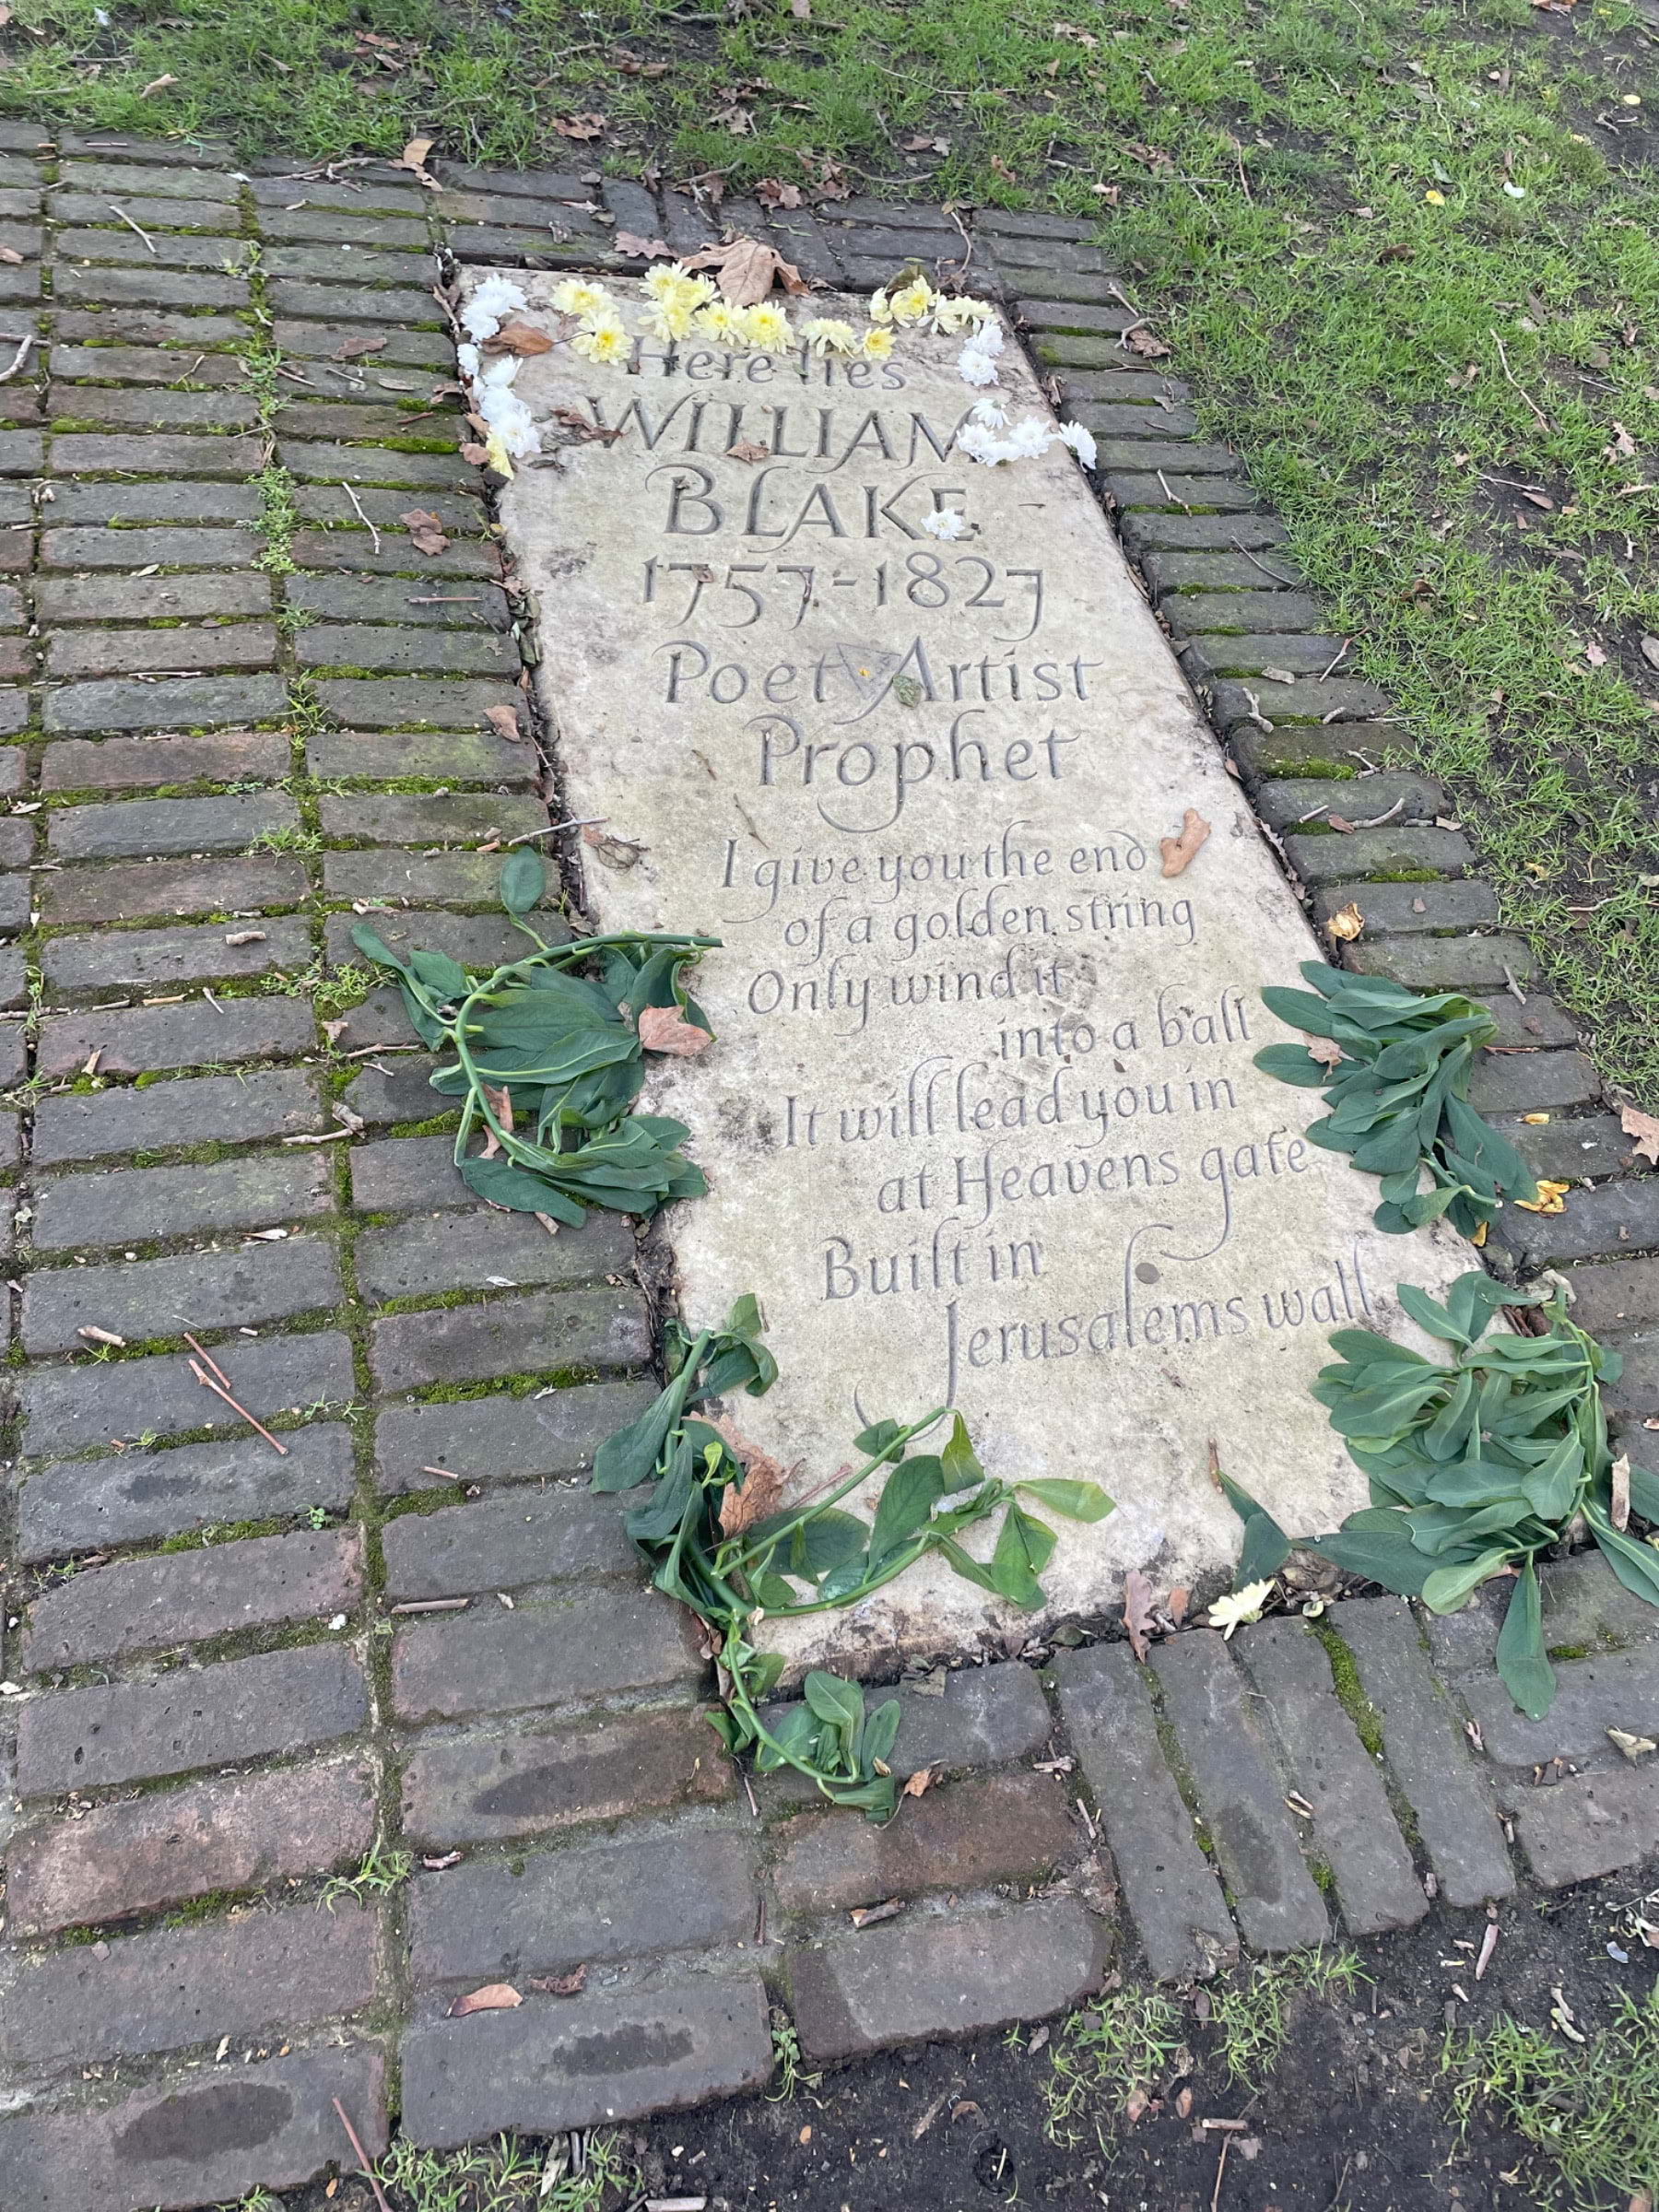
{"left": 469, "top": 270, "right": 1472, "bottom": 1669}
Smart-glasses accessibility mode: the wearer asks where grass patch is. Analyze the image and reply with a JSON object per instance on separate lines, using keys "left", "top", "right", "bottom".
{"left": 373, "top": 2131, "right": 639, "bottom": 2212}
{"left": 1210, "top": 1947, "right": 1368, "bottom": 2090}
{"left": 1448, "top": 1985, "right": 1659, "bottom": 2208}
{"left": 1041, "top": 1983, "right": 1188, "bottom": 2147}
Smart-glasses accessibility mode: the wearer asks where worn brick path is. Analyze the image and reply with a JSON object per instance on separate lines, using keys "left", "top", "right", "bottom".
{"left": 0, "top": 128, "right": 1654, "bottom": 2210}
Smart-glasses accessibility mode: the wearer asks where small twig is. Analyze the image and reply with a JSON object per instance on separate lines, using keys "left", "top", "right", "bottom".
{"left": 505, "top": 814, "right": 606, "bottom": 845}
{"left": 340, "top": 479, "right": 382, "bottom": 553}
{"left": 333, "top": 2099, "right": 395, "bottom": 2212}
{"left": 1317, "top": 638, "right": 1351, "bottom": 679}
{"left": 1345, "top": 794, "right": 1406, "bottom": 830}
{"left": 0, "top": 332, "right": 34, "bottom": 384}
{"left": 107, "top": 202, "right": 156, "bottom": 254}
{"left": 391, "top": 1596, "right": 470, "bottom": 1614}
{"left": 1210, "top": 2132, "right": 1232, "bottom": 2212}
{"left": 1157, "top": 467, "right": 1192, "bottom": 514}
{"left": 1229, "top": 536, "right": 1300, "bottom": 585}
{"left": 1501, "top": 965, "right": 1527, "bottom": 1006}
{"left": 182, "top": 1330, "right": 230, "bottom": 1391}
{"left": 188, "top": 1358, "right": 289, "bottom": 1456}
{"left": 421, "top": 1464, "right": 462, "bottom": 1480}
{"left": 1489, "top": 328, "right": 1550, "bottom": 432}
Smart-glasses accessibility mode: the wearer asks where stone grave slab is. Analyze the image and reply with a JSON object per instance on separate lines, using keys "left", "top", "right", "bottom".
{"left": 471, "top": 270, "right": 1472, "bottom": 1670}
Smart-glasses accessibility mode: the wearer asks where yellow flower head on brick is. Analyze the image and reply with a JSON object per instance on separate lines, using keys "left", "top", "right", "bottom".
{"left": 801, "top": 316, "right": 861, "bottom": 357}
{"left": 570, "top": 312, "right": 630, "bottom": 365}
{"left": 888, "top": 276, "right": 935, "bottom": 325}
{"left": 552, "top": 277, "right": 616, "bottom": 319}
{"left": 741, "top": 300, "right": 793, "bottom": 352}
{"left": 861, "top": 326, "right": 895, "bottom": 361}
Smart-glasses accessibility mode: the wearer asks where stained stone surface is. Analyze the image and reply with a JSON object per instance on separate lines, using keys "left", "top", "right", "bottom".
{"left": 481, "top": 271, "right": 1471, "bottom": 1669}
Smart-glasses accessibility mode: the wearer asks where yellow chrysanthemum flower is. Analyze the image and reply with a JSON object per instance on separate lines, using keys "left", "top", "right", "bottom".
{"left": 482, "top": 427, "right": 516, "bottom": 480}
{"left": 570, "top": 313, "right": 630, "bottom": 365}
{"left": 861, "top": 326, "right": 895, "bottom": 361}
{"left": 742, "top": 300, "right": 792, "bottom": 351}
{"left": 695, "top": 300, "right": 747, "bottom": 347}
{"left": 801, "top": 316, "right": 860, "bottom": 357}
{"left": 552, "top": 277, "right": 615, "bottom": 318}
{"left": 643, "top": 262, "right": 688, "bottom": 300}
{"left": 868, "top": 286, "right": 892, "bottom": 325}
{"left": 887, "top": 277, "right": 935, "bottom": 325}
{"left": 642, "top": 299, "right": 699, "bottom": 343}
{"left": 930, "top": 293, "right": 995, "bottom": 335}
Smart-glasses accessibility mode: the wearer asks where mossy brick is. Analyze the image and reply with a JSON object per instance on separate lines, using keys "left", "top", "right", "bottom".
{"left": 277, "top": 439, "right": 473, "bottom": 494}
{"left": 1500, "top": 1761, "right": 1659, "bottom": 1888}
{"left": 42, "top": 913, "right": 311, "bottom": 994}
{"left": 1343, "top": 933, "right": 1535, "bottom": 993}
{"left": 261, "top": 241, "right": 437, "bottom": 285}
{"left": 382, "top": 1485, "right": 638, "bottom": 1601}
{"left": 790, "top": 1899, "right": 1107, "bottom": 2065}
{"left": 57, "top": 159, "right": 237, "bottom": 200}
{"left": 56, "top": 265, "right": 251, "bottom": 311}
{"left": 58, "top": 225, "right": 252, "bottom": 274}
{"left": 1016, "top": 301, "right": 1142, "bottom": 339}
{"left": 50, "top": 339, "right": 245, "bottom": 382}
{"left": 1491, "top": 1177, "right": 1659, "bottom": 1267}
{"left": 52, "top": 429, "right": 265, "bottom": 478}
{"left": 1030, "top": 331, "right": 1172, "bottom": 370}
{"left": 0, "top": 942, "right": 29, "bottom": 1007}
{"left": 432, "top": 160, "right": 592, "bottom": 200}
{"left": 1208, "top": 674, "right": 1393, "bottom": 728}
{"left": 33, "top": 1149, "right": 332, "bottom": 1250}
{"left": 36, "top": 571, "right": 272, "bottom": 625}
{"left": 6, "top": 1756, "right": 376, "bottom": 1937}
{"left": 299, "top": 622, "right": 517, "bottom": 677}
{"left": 1285, "top": 826, "right": 1474, "bottom": 885}
{"left": 53, "top": 307, "right": 251, "bottom": 347}
{"left": 0, "top": 583, "right": 24, "bottom": 631}
{"left": 1094, "top": 438, "right": 1240, "bottom": 477}
{"left": 1606, "top": 1333, "right": 1659, "bottom": 1422}
{"left": 42, "top": 523, "right": 259, "bottom": 568}
{"left": 0, "top": 630, "right": 32, "bottom": 682}
{"left": 980, "top": 205, "right": 1098, "bottom": 240}
{"left": 394, "top": 1584, "right": 703, "bottom": 1724}
{"left": 1332, "top": 1596, "right": 1513, "bottom": 1905}
{"left": 324, "top": 849, "right": 542, "bottom": 907}
{"left": 0, "top": 182, "right": 41, "bottom": 213}
{"left": 402, "top": 1705, "right": 731, "bottom": 1848}
{"left": 52, "top": 482, "right": 264, "bottom": 528}
{"left": 602, "top": 178, "right": 663, "bottom": 239}
{"left": 297, "top": 487, "right": 484, "bottom": 533}
{"left": 288, "top": 574, "right": 508, "bottom": 629}
{"left": 1054, "top": 1641, "right": 1237, "bottom": 1980}
{"left": 323, "top": 909, "right": 548, "bottom": 974}
{"left": 24, "top": 1527, "right": 362, "bottom": 1670}
{"left": 47, "top": 623, "right": 279, "bottom": 681}
{"left": 443, "top": 224, "right": 615, "bottom": 268}
{"left": 1238, "top": 1618, "right": 1426, "bottom": 1937}
{"left": 343, "top": 1055, "right": 447, "bottom": 1127}
{"left": 320, "top": 790, "right": 547, "bottom": 844}
{"left": 773, "top": 1770, "right": 1077, "bottom": 1915}
{"left": 48, "top": 382, "right": 261, "bottom": 433}
{"left": 1465, "top": 1048, "right": 1597, "bottom": 1117}
{"left": 370, "top": 1284, "right": 649, "bottom": 1394}
{"left": 41, "top": 729, "right": 288, "bottom": 790}
{"left": 292, "top": 527, "right": 499, "bottom": 580}
{"left": 0, "top": 745, "right": 23, "bottom": 793}
{"left": 307, "top": 726, "right": 530, "bottom": 783}
{"left": 20, "top": 1235, "right": 343, "bottom": 1355}
{"left": 410, "top": 1829, "right": 756, "bottom": 1990}
{"left": 61, "top": 131, "right": 229, "bottom": 157}
{"left": 37, "top": 994, "right": 314, "bottom": 1079}
{"left": 1258, "top": 773, "right": 1443, "bottom": 832}
{"left": 1105, "top": 471, "right": 1264, "bottom": 512}
{"left": 272, "top": 318, "right": 453, "bottom": 369}
{"left": 253, "top": 170, "right": 424, "bottom": 209}
{"left": 356, "top": 1207, "right": 629, "bottom": 1304}
{"left": 758, "top": 1661, "right": 1053, "bottom": 1806}
{"left": 997, "top": 265, "right": 1121, "bottom": 307}
{"left": 0, "top": 871, "right": 28, "bottom": 934}
{"left": 351, "top": 1133, "right": 468, "bottom": 1212}
{"left": 48, "top": 853, "right": 306, "bottom": 924}
{"left": 1069, "top": 401, "right": 1201, "bottom": 441}
{"left": 17, "top": 1422, "right": 356, "bottom": 1560}
{"left": 0, "top": 264, "right": 40, "bottom": 303}
{"left": 1149, "top": 1631, "right": 1330, "bottom": 1952}
{"left": 0, "top": 1898, "right": 382, "bottom": 2071}
{"left": 1311, "top": 879, "right": 1496, "bottom": 935}
{"left": 1426, "top": 1551, "right": 1659, "bottom": 1677}
{"left": 259, "top": 206, "right": 431, "bottom": 249}
{"left": 1052, "top": 369, "right": 1192, "bottom": 407}
{"left": 0, "top": 1016, "right": 30, "bottom": 1084}
{"left": 266, "top": 279, "right": 441, "bottom": 324}
{"left": 50, "top": 190, "right": 241, "bottom": 230}
{"left": 1459, "top": 1646, "right": 1659, "bottom": 1768}
{"left": 0, "top": 686, "right": 26, "bottom": 735}
{"left": 1142, "top": 548, "right": 1306, "bottom": 595}
{"left": 374, "top": 1382, "right": 654, "bottom": 1494}
{"left": 1497, "top": 1110, "right": 1636, "bottom": 1184}
{"left": 47, "top": 791, "right": 295, "bottom": 862}
{"left": 1162, "top": 590, "right": 1326, "bottom": 637}
{"left": 0, "top": 2045, "right": 389, "bottom": 2212}
{"left": 398, "top": 1972, "right": 770, "bottom": 2148}
{"left": 45, "top": 670, "right": 288, "bottom": 735}
{"left": 16, "top": 1641, "right": 368, "bottom": 1795}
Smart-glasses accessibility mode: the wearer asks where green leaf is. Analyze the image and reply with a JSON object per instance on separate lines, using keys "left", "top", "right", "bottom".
{"left": 1420, "top": 1547, "right": 1514, "bottom": 1614}
{"left": 989, "top": 1505, "right": 1053, "bottom": 1608}
{"left": 868, "top": 1454, "right": 944, "bottom": 1564}
{"left": 408, "top": 947, "right": 471, "bottom": 1003}
{"left": 862, "top": 1698, "right": 902, "bottom": 1772}
{"left": 500, "top": 844, "right": 547, "bottom": 915}
{"left": 854, "top": 1418, "right": 905, "bottom": 1457}
{"left": 1496, "top": 1559, "right": 1556, "bottom": 1721}
{"left": 803, "top": 1670, "right": 865, "bottom": 1735}
{"left": 1218, "top": 1471, "right": 1293, "bottom": 1586}
{"left": 1394, "top": 1283, "right": 1469, "bottom": 1344}
{"left": 940, "top": 1412, "right": 984, "bottom": 1492}
{"left": 350, "top": 924, "right": 407, "bottom": 973}
{"left": 1588, "top": 1507, "right": 1659, "bottom": 1606}
{"left": 1017, "top": 1477, "right": 1115, "bottom": 1523}
{"left": 1303, "top": 1523, "right": 1435, "bottom": 1596}
{"left": 592, "top": 1388, "right": 681, "bottom": 1492}
{"left": 458, "top": 1152, "right": 582, "bottom": 1221}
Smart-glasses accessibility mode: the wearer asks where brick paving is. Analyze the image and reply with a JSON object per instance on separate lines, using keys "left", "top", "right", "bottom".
{"left": 0, "top": 126, "right": 1652, "bottom": 2208}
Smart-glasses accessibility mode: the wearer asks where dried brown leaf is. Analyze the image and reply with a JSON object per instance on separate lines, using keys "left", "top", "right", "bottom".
{"left": 902, "top": 1765, "right": 937, "bottom": 1799}
{"left": 712, "top": 1418, "right": 788, "bottom": 1535}
{"left": 1122, "top": 1568, "right": 1157, "bottom": 1662}
{"left": 485, "top": 318, "right": 553, "bottom": 356}
{"left": 1612, "top": 1452, "right": 1631, "bottom": 1533}
{"left": 1609, "top": 1727, "right": 1657, "bottom": 1760}
{"left": 725, "top": 437, "right": 771, "bottom": 463}
{"left": 449, "top": 1983, "right": 521, "bottom": 2017}
{"left": 1621, "top": 1103, "right": 1659, "bottom": 1165}
{"left": 139, "top": 73, "right": 178, "bottom": 96}
{"left": 1641, "top": 636, "right": 1659, "bottom": 670}
{"left": 614, "top": 230, "right": 673, "bottom": 259}
{"left": 1326, "top": 900, "right": 1365, "bottom": 942}
{"left": 0, "top": 245, "right": 22, "bottom": 265}
{"left": 1158, "top": 807, "right": 1210, "bottom": 877}
{"left": 639, "top": 1003, "right": 713, "bottom": 1056}
{"left": 551, "top": 112, "right": 606, "bottom": 140}
{"left": 678, "top": 234, "right": 807, "bottom": 305}
{"left": 394, "top": 135, "right": 437, "bottom": 186}
{"left": 756, "top": 177, "right": 805, "bottom": 208}
{"left": 336, "top": 334, "right": 387, "bottom": 361}
{"left": 483, "top": 703, "right": 523, "bottom": 742}
{"left": 1165, "top": 1584, "right": 1190, "bottom": 1626}
{"left": 400, "top": 506, "right": 449, "bottom": 555}
{"left": 524, "top": 1965, "right": 587, "bottom": 1995}
{"left": 1308, "top": 1036, "right": 1346, "bottom": 1067}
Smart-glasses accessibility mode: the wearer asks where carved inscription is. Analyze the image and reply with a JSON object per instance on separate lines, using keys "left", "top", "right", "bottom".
{"left": 492, "top": 274, "right": 1469, "bottom": 1650}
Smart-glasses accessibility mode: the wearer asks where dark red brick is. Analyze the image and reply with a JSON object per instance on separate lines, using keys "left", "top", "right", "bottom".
{"left": 20, "top": 1235, "right": 342, "bottom": 1354}
{"left": 393, "top": 1587, "right": 702, "bottom": 1724}
{"left": 771, "top": 1771, "right": 1080, "bottom": 1912}
{"left": 41, "top": 913, "right": 311, "bottom": 992}
{"left": 381, "top": 1486, "right": 636, "bottom": 1598}
{"left": 41, "top": 853, "right": 308, "bottom": 924}
{"left": 37, "top": 995, "right": 315, "bottom": 1079}
{"left": 32, "top": 1149, "right": 330, "bottom": 1248}
{"left": 374, "top": 1379, "right": 657, "bottom": 1493}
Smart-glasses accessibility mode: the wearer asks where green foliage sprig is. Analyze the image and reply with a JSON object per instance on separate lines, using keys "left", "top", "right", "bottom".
{"left": 1306, "top": 1271, "right": 1656, "bottom": 1718}
{"left": 354, "top": 846, "right": 718, "bottom": 1226}
{"left": 593, "top": 1297, "right": 1113, "bottom": 1818}
{"left": 1255, "top": 963, "right": 1538, "bottom": 1239}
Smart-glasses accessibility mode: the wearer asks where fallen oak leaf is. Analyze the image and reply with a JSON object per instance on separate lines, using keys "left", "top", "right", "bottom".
{"left": 400, "top": 507, "right": 449, "bottom": 556}
{"left": 639, "top": 1003, "right": 713, "bottom": 1056}
{"left": 1307, "top": 1036, "right": 1347, "bottom": 1067}
{"left": 712, "top": 1418, "right": 788, "bottom": 1534}
{"left": 483, "top": 318, "right": 553, "bottom": 357}
{"left": 393, "top": 135, "right": 439, "bottom": 190}
{"left": 1124, "top": 324, "right": 1171, "bottom": 359}
{"left": 1159, "top": 808, "right": 1210, "bottom": 877}
{"left": 550, "top": 406, "right": 622, "bottom": 444}
{"left": 449, "top": 1983, "right": 522, "bottom": 2017}
{"left": 483, "top": 703, "right": 523, "bottom": 742}
{"left": 679, "top": 234, "right": 807, "bottom": 305}
{"left": 726, "top": 438, "right": 771, "bottom": 463}
{"left": 614, "top": 230, "right": 673, "bottom": 259}
{"left": 756, "top": 177, "right": 805, "bottom": 208}
{"left": 1122, "top": 1567, "right": 1157, "bottom": 1662}
{"left": 902, "top": 1765, "right": 937, "bottom": 1799}
{"left": 336, "top": 334, "right": 387, "bottom": 361}
{"left": 1621, "top": 1102, "right": 1659, "bottom": 1165}
{"left": 551, "top": 112, "right": 607, "bottom": 140}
